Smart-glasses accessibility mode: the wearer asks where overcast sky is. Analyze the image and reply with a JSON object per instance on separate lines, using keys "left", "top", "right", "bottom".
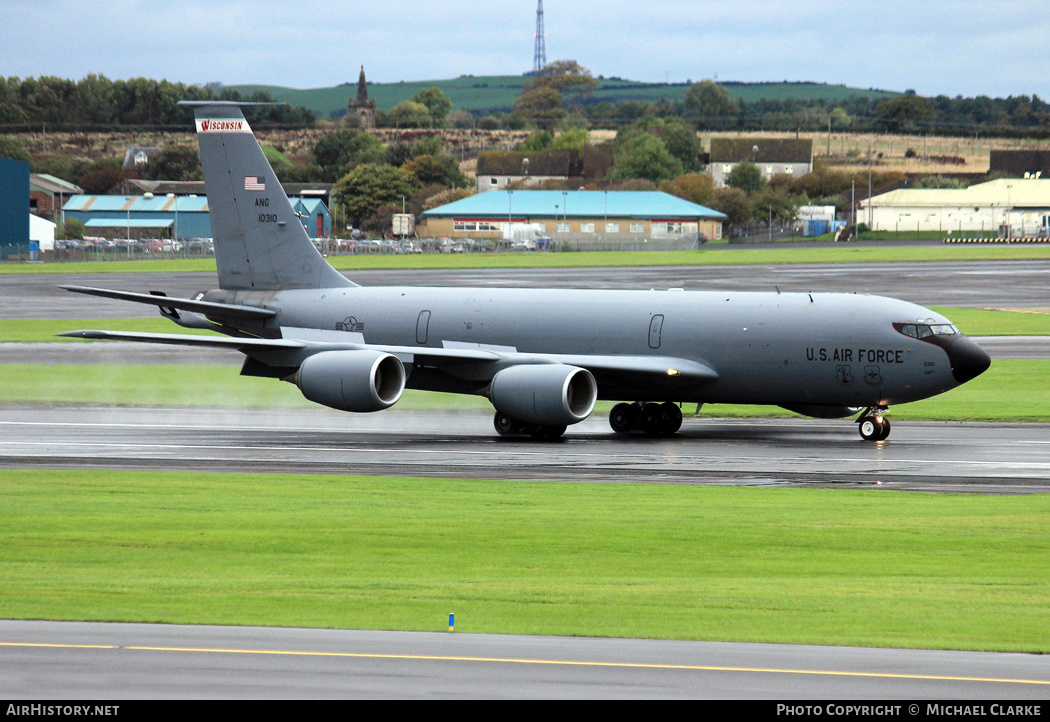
{"left": 4, "top": 0, "right": 1049, "bottom": 99}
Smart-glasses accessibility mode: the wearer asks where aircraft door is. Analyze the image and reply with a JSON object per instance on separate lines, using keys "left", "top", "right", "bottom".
{"left": 416, "top": 310, "right": 431, "bottom": 344}
{"left": 649, "top": 314, "right": 664, "bottom": 349}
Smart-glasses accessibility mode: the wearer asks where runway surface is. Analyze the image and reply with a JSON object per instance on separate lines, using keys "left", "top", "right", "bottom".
{"left": 2, "top": 406, "right": 1048, "bottom": 494}
{"left": 3, "top": 620, "right": 1049, "bottom": 699}
{"left": 3, "top": 258, "right": 1049, "bottom": 319}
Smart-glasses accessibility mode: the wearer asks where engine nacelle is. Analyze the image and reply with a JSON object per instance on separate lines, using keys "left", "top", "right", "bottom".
{"left": 294, "top": 350, "right": 406, "bottom": 412}
{"left": 490, "top": 364, "right": 597, "bottom": 426}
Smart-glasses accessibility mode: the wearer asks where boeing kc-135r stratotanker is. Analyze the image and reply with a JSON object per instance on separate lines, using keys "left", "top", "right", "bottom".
{"left": 60, "top": 101, "right": 991, "bottom": 441}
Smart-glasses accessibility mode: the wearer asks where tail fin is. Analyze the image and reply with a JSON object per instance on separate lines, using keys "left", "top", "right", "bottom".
{"left": 182, "top": 101, "right": 353, "bottom": 291}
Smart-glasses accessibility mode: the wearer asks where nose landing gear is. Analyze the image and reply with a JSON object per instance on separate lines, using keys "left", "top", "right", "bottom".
{"left": 857, "top": 407, "right": 891, "bottom": 441}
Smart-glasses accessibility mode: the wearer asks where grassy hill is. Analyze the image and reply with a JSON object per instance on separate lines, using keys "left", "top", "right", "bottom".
{"left": 225, "top": 75, "right": 900, "bottom": 118}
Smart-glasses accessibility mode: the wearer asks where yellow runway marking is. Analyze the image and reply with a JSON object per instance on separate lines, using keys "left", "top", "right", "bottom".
{"left": 2, "top": 642, "right": 117, "bottom": 650}
{"left": 4, "top": 642, "right": 1049, "bottom": 686}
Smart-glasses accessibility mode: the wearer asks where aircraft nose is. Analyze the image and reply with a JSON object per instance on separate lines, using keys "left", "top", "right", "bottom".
{"left": 949, "top": 335, "right": 991, "bottom": 384}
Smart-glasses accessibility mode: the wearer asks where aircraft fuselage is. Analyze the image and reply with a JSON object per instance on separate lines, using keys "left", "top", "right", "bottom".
{"left": 205, "top": 285, "right": 974, "bottom": 410}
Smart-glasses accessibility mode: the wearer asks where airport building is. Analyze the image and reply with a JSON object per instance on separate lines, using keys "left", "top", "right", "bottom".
{"left": 417, "top": 190, "right": 727, "bottom": 245}
{"left": 30, "top": 173, "right": 82, "bottom": 222}
{"left": 62, "top": 193, "right": 332, "bottom": 240}
{"left": 858, "top": 177, "right": 1050, "bottom": 237}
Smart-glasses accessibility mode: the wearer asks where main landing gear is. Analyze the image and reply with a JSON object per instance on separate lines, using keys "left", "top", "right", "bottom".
{"left": 609, "top": 402, "right": 683, "bottom": 437}
{"left": 493, "top": 412, "right": 566, "bottom": 440}
{"left": 856, "top": 406, "right": 891, "bottom": 441}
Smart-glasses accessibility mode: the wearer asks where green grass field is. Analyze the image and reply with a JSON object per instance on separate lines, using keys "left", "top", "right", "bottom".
{"left": 4, "top": 244, "right": 1050, "bottom": 275}
{"left": 0, "top": 469, "right": 1045, "bottom": 651}
{"left": 224, "top": 76, "right": 899, "bottom": 116}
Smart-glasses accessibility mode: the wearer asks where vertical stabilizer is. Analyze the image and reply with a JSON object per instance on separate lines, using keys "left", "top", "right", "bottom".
{"left": 183, "top": 102, "right": 353, "bottom": 291}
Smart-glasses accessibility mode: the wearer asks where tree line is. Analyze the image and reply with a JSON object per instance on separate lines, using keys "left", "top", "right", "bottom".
{"left": 0, "top": 75, "right": 315, "bottom": 129}
{"left": 468, "top": 64, "right": 1050, "bottom": 138}
{"left": 4, "top": 71, "right": 1050, "bottom": 137}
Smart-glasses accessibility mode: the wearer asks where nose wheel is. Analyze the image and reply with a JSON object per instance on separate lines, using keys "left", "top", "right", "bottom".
{"left": 857, "top": 407, "right": 891, "bottom": 441}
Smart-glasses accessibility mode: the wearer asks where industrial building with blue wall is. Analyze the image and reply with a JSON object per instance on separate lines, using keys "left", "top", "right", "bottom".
{"left": 0, "top": 157, "right": 31, "bottom": 260}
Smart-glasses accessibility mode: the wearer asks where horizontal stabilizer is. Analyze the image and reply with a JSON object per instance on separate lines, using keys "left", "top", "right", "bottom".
{"left": 59, "top": 285, "right": 275, "bottom": 320}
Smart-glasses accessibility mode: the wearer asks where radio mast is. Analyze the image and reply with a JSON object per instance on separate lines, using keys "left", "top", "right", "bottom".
{"left": 533, "top": 0, "right": 546, "bottom": 74}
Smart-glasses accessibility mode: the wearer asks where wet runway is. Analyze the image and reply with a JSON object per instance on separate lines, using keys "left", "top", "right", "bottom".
{"left": 3, "top": 258, "right": 1050, "bottom": 319}
{"left": 4, "top": 620, "right": 1048, "bottom": 699}
{"left": 3, "top": 406, "right": 1048, "bottom": 494}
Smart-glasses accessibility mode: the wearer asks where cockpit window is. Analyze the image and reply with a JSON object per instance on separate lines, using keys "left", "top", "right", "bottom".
{"left": 894, "top": 322, "right": 958, "bottom": 339}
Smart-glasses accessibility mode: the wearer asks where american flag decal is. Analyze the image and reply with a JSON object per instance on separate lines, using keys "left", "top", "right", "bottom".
{"left": 244, "top": 176, "right": 265, "bottom": 191}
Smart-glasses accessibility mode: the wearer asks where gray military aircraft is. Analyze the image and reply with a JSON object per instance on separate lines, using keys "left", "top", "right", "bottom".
{"left": 60, "top": 101, "right": 991, "bottom": 441}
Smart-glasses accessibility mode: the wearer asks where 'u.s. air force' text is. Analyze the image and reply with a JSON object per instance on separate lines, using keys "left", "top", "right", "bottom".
{"left": 807, "top": 348, "right": 905, "bottom": 364}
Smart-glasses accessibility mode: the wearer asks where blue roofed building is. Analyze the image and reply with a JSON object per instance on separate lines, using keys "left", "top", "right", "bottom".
{"left": 63, "top": 193, "right": 332, "bottom": 241}
{"left": 417, "top": 190, "right": 726, "bottom": 249}
{"left": 63, "top": 194, "right": 212, "bottom": 240}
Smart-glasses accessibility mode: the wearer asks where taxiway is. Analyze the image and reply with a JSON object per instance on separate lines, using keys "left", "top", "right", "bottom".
{"left": 3, "top": 620, "right": 1048, "bottom": 699}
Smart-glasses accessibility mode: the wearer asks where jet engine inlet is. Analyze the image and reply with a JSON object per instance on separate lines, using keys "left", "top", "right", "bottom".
{"left": 294, "top": 350, "right": 406, "bottom": 412}
{"left": 489, "top": 364, "right": 597, "bottom": 426}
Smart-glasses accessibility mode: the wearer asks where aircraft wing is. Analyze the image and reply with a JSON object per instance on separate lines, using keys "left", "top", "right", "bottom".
{"left": 58, "top": 328, "right": 717, "bottom": 388}
{"left": 55, "top": 329, "right": 502, "bottom": 362}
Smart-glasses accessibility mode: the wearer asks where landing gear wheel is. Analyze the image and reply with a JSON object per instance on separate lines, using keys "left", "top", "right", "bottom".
{"left": 859, "top": 415, "right": 890, "bottom": 441}
{"left": 640, "top": 403, "right": 664, "bottom": 436}
{"left": 530, "top": 424, "right": 566, "bottom": 440}
{"left": 609, "top": 403, "right": 637, "bottom": 434}
{"left": 875, "top": 418, "right": 891, "bottom": 441}
{"left": 494, "top": 412, "right": 518, "bottom": 437}
{"left": 859, "top": 417, "right": 877, "bottom": 440}
{"left": 657, "top": 402, "right": 683, "bottom": 436}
